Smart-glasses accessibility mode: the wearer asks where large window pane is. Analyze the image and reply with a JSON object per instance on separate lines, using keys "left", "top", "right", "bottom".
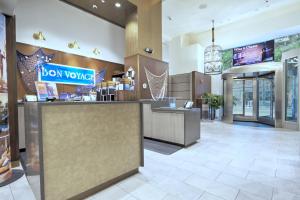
{"left": 259, "top": 78, "right": 274, "bottom": 118}
{"left": 233, "top": 80, "right": 244, "bottom": 115}
{"left": 285, "top": 57, "right": 298, "bottom": 121}
{"left": 244, "top": 80, "right": 253, "bottom": 116}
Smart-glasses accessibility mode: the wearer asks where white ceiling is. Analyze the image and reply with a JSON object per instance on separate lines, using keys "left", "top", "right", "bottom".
{"left": 0, "top": 0, "right": 18, "bottom": 16}
{"left": 162, "top": 0, "right": 300, "bottom": 41}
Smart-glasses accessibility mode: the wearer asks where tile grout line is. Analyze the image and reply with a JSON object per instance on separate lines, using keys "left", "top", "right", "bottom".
{"left": 234, "top": 189, "right": 240, "bottom": 200}
{"left": 8, "top": 184, "right": 15, "bottom": 200}
{"left": 214, "top": 171, "right": 223, "bottom": 181}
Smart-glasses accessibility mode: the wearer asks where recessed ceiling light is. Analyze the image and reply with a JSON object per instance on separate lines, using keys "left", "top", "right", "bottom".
{"left": 101, "top": 0, "right": 106, "bottom": 3}
{"left": 115, "top": 2, "right": 121, "bottom": 8}
{"left": 93, "top": 4, "right": 98, "bottom": 9}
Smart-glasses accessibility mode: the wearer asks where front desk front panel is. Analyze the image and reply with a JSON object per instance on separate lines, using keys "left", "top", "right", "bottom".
{"left": 24, "top": 102, "right": 142, "bottom": 200}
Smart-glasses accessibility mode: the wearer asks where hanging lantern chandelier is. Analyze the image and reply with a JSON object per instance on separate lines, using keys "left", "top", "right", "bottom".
{"left": 204, "top": 20, "right": 223, "bottom": 75}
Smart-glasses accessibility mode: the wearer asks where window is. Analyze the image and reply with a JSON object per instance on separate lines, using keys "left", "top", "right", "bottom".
{"left": 233, "top": 80, "right": 244, "bottom": 115}
{"left": 244, "top": 80, "right": 253, "bottom": 116}
{"left": 232, "top": 79, "right": 254, "bottom": 116}
{"left": 285, "top": 57, "right": 298, "bottom": 122}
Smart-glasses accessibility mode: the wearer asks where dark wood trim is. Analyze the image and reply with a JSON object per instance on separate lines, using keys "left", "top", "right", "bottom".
{"left": 192, "top": 71, "right": 196, "bottom": 102}
{"left": 140, "top": 103, "right": 144, "bottom": 166}
{"left": 68, "top": 169, "right": 138, "bottom": 200}
{"left": 6, "top": 15, "right": 19, "bottom": 163}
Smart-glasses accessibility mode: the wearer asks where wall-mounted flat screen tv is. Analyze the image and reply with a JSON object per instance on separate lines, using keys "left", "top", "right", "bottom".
{"left": 233, "top": 40, "right": 274, "bottom": 66}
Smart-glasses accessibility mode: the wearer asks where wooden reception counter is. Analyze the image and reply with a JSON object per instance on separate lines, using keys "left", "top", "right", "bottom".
{"left": 24, "top": 101, "right": 143, "bottom": 200}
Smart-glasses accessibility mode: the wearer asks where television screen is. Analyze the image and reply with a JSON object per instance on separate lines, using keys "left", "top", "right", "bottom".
{"left": 233, "top": 40, "right": 274, "bottom": 66}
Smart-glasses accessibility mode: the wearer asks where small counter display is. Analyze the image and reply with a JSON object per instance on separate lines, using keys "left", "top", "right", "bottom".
{"left": 24, "top": 101, "right": 143, "bottom": 200}
{"left": 142, "top": 100, "right": 200, "bottom": 147}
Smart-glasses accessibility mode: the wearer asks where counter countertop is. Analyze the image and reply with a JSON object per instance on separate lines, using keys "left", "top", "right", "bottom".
{"left": 20, "top": 101, "right": 139, "bottom": 106}
{"left": 152, "top": 107, "right": 200, "bottom": 113}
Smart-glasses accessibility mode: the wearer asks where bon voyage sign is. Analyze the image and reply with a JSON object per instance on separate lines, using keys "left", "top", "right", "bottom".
{"left": 39, "top": 63, "right": 95, "bottom": 86}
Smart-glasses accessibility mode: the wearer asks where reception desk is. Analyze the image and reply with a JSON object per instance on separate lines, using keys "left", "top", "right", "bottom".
{"left": 24, "top": 101, "right": 143, "bottom": 200}
{"left": 142, "top": 101, "right": 200, "bottom": 146}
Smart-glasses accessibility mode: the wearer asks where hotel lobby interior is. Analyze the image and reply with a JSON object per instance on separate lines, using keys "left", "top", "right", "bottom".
{"left": 0, "top": 0, "right": 300, "bottom": 200}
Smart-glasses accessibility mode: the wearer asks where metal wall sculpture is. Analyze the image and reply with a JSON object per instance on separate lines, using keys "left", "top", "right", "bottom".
{"left": 17, "top": 49, "right": 55, "bottom": 93}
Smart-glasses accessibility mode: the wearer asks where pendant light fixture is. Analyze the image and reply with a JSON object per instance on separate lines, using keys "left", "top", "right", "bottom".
{"left": 204, "top": 20, "right": 223, "bottom": 75}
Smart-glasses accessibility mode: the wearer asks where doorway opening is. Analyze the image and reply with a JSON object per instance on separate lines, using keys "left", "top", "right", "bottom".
{"left": 232, "top": 72, "right": 275, "bottom": 126}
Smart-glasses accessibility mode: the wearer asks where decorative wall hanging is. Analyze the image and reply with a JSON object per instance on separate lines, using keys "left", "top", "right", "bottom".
{"left": 204, "top": 20, "right": 223, "bottom": 75}
{"left": 17, "top": 48, "right": 55, "bottom": 93}
{"left": 144, "top": 67, "right": 168, "bottom": 101}
{"left": 76, "top": 68, "right": 106, "bottom": 94}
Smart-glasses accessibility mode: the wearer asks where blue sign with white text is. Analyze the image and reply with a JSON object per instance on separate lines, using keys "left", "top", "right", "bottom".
{"left": 39, "top": 63, "right": 95, "bottom": 86}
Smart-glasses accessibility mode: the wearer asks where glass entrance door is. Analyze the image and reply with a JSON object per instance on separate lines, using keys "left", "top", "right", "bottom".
{"left": 233, "top": 79, "right": 255, "bottom": 119}
{"left": 258, "top": 73, "right": 275, "bottom": 125}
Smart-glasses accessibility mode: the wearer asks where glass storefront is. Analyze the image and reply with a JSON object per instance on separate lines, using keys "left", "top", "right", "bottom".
{"left": 233, "top": 80, "right": 244, "bottom": 115}
{"left": 233, "top": 79, "right": 254, "bottom": 116}
{"left": 285, "top": 57, "right": 298, "bottom": 122}
{"left": 258, "top": 75, "right": 275, "bottom": 120}
{"left": 244, "top": 80, "right": 254, "bottom": 116}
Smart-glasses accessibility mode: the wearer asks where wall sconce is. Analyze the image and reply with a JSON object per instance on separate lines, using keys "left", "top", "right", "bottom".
{"left": 68, "top": 41, "right": 80, "bottom": 49}
{"left": 144, "top": 47, "right": 153, "bottom": 54}
{"left": 33, "top": 31, "right": 46, "bottom": 41}
{"left": 93, "top": 48, "right": 101, "bottom": 55}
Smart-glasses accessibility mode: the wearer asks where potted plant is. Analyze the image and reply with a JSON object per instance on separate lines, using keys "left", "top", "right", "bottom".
{"left": 201, "top": 93, "right": 223, "bottom": 120}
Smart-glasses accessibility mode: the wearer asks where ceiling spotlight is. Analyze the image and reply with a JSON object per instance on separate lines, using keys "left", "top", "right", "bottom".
{"left": 93, "top": 4, "right": 98, "bottom": 9}
{"left": 115, "top": 2, "right": 121, "bottom": 8}
{"left": 33, "top": 31, "right": 46, "bottom": 41}
{"left": 68, "top": 41, "right": 80, "bottom": 49}
{"left": 101, "top": 0, "right": 106, "bottom": 3}
{"left": 93, "top": 48, "right": 101, "bottom": 55}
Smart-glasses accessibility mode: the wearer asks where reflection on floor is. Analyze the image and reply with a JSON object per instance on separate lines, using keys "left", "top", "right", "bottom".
{"left": 233, "top": 121, "right": 274, "bottom": 128}
{"left": 2, "top": 121, "right": 300, "bottom": 200}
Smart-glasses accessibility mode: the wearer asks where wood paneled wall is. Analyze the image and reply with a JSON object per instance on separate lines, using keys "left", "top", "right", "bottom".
{"left": 6, "top": 15, "right": 19, "bottom": 163}
{"left": 16, "top": 43, "right": 124, "bottom": 99}
{"left": 192, "top": 71, "right": 211, "bottom": 101}
{"left": 125, "top": 54, "right": 168, "bottom": 100}
{"left": 125, "top": 0, "right": 162, "bottom": 60}
{"left": 168, "top": 72, "right": 211, "bottom": 106}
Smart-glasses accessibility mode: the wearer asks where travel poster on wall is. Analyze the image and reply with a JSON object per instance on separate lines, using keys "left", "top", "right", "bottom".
{"left": 0, "top": 13, "right": 12, "bottom": 184}
{"left": 46, "top": 82, "right": 59, "bottom": 99}
{"left": 35, "top": 81, "right": 48, "bottom": 101}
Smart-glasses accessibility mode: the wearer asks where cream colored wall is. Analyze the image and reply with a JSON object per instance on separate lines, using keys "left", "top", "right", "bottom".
{"left": 186, "top": 1, "right": 300, "bottom": 49}
{"left": 168, "top": 36, "right": 204, "bottom": 75}
{"left": 166, "top": 1, "right": 300, "bottom": 99}
{"left": 15, "top": 0, "right": 125, "bottom": 64}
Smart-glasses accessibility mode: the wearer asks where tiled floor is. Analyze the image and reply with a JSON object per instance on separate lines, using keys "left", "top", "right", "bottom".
{"left": 2, "top": 121, "right": 300, "bottom": 200}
